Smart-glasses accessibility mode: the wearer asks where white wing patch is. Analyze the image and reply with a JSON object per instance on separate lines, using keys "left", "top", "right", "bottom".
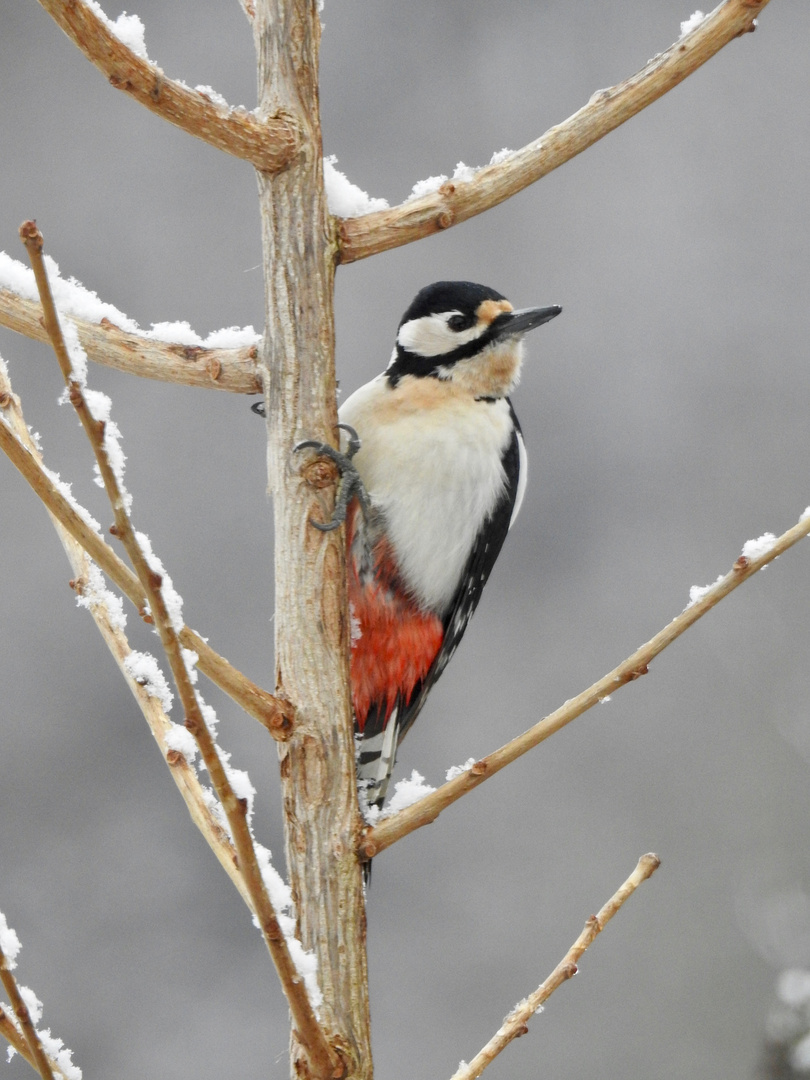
{"left": 510, "top": 429, "right": 527, "bottom": 529}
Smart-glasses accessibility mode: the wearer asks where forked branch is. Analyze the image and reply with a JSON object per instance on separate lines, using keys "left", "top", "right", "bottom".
{"left": 362, "top": 510, "right": 810, "bottom": 859}
{"left": 0, "top": 288, "right": 262, "bottom": 393}
{"left": 450, "top": 854, "right": 660, "bottom": 1080}
{"left": 339, "top": 0, "right": 770, "bottom": 262}
{"left": 36, "top": 0, "right": 299, "bottom": 173}
{"left": 19, "top": 223, "right": 338, "bottom": 1079}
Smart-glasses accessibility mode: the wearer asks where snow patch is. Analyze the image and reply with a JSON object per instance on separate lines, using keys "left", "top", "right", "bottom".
{"left": 0, "top": 910, "right": 22, "bottom": 969}
{"left": 323, "top": 155, "right": 390, "bottom": 217}
{"left": 123, "top": 651, "right": 174, "bottom": 712}
{"left": 446, "top": 757, "right": 477, "bottom": 782}
{"left": 75, "top": 561, "right": 127, "bottom": 632}
{"left": 135, "top": 531, "right": 184, "bottom": 632}
{"left": 165, "top": 723, "right": 198, "bottom": 762}
{"left": 680, "top": 10, "right": 706, "bottom": 38}
{"left": 741, "top": 532, "right": 778, "bottom": 563}
{"left": 84, "top": 0, "right": 149, "bottom": 60}
{"left": 382, "top": 770, "right": 436, "bottom": 816}
{"left": 686, "top": 574, "right": 724, "bottom": 609}
{"left": 0, "top": 252, "right": 259, "bottom": 348}
{"left": 407, "top": 174, "right": 449, "bottom": 201}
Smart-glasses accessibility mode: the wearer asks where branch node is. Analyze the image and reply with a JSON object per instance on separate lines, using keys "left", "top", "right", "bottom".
{"left": 166, "top": 749, "right": 185, "bottom": 766}
{"left": 626, "top": 664, "right": 649, "bottom": 681}
{"left": 733, "top": 555, "right": 749, "bottom": 572}
{"left": 265, "top": 700, "right": 296, "bottom": 741}
{"left": 361, "top": 837, "right": 377, "bottom": 860}
{"left": 437, "top": 209, "right": 455, "bottom": 229}
{"left": 150, "top": 70, "right": 165, "bottom": 104}
{"left": 300, "top": 455, "right": 340, "bottom": 490}
{"left": 470, "top": 759, "right": 488, "bottom": 777}
{"left": 0, "top": 391, "right": 11, "bottom": 408}
{"left": 18, "top": 219, "right": 42, "bottom": 251}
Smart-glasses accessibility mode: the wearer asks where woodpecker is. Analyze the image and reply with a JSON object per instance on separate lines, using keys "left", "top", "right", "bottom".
{"left": 300, "top": 281, "right": 561, "bottom": 813}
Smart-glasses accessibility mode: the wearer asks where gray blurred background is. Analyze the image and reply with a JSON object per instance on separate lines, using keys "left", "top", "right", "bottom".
{"left": 2, "top": 2, "right": 809, "bottom": 1077}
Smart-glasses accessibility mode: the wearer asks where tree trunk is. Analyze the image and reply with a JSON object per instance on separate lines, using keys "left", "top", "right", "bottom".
{"left": 252, "top": 3, "right": 372, "bottom": 1079}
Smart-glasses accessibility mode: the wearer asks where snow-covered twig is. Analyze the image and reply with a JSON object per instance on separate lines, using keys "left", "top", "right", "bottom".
{"left": 361, "top": 505, "right": 810, "bottom": 861}
{"left": 449, "top": 854, "right": 660, "bottom": 1080}
{"left": 0, "top": 398, "right": 293, "bottom": 736}
{"left": 0, "top": 1007, "right": 36, "bottom": 1072}
{"left": 35, "top": 0, "right": 298, "bottom": 173}
{"left": 0, "top": 286, "right": 261, "bottom": 393}
{"left": 0, "top": 353, "right": 256, "bottom": 914}
{"left": 338, "top": 0, "right": 769, "bottom": 262}
{"left": 0, "top": 935, "right": 56, "bottom": 1080}
{"left": 18, "top": 224, "right": 336, "bottom": 1075}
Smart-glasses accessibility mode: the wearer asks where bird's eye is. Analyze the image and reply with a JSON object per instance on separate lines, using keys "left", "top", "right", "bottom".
{"left": 447, "top": 313, "right": 472, "bottom": 332}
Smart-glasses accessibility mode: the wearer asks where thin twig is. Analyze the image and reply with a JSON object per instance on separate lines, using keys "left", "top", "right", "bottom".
{"left": 0, "top": 288, "right": 261, "bottom": 393}
{"left": 0, "top": 362, "right": 285, "bottom": 909}
{"left": 0, "top": 405, "right": 293, "bottom": 738}
{"left": 338, "top": 0, "right": 770, "bottom": 262}
{"left": 0, "top": 942, "right": 55, "bottom": 1080}
{"left": 36, "top": 0, "right": 299, "bottom": 173}
{"left": 0, "top": 1007, "right": 38, "bottom": 1073}
{"left": 19, "top": 223, "right": 339, "bottom": 1079}
{"left": 362, "top": 510, "right": 810, "bottom": 860}
{"left": 450, "top": 854, "right": 660, "bottom": 1080}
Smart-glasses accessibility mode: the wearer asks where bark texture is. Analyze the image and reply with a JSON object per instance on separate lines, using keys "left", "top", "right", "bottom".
{"left": 253, "top": 3, "right": 372, "bottom": 1078}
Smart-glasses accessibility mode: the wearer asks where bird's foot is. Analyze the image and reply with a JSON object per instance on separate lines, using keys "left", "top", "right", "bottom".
{"left": 294, "top": 423, "right": 371, "bottom": 532}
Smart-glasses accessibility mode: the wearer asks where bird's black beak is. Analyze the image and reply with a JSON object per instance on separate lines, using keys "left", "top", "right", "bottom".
{"left": 490, "top": 304, "right": 562, "bottom": 340}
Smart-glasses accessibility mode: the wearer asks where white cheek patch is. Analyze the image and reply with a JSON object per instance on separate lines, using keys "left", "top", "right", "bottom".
{"left": 397, "top": 313, "right": 484, "bottom": 358}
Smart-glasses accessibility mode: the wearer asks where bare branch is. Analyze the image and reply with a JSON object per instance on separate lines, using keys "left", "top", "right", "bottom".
{"left": 450, "top": 854, "right": 661, "bottom": 1080}
{"left": 0, "top": 942, "right": 56, "bottom": 1080}
{"left": 362, "top": 510, "right": 810, "bottom": 860}
{"left": 19, "top": 224, "right": 338, "bottom": 1077}
{"left": 36, "top": 0, "right": 299, "bottom": 173}
{"left": 338, "top": 0, "right": 770, "bottom": 263}
{"left": 0, "top": 288, "right": 261, "bottom": 393}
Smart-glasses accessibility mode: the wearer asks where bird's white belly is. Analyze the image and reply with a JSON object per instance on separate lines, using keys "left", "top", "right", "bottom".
{"left": 340, "top": 376, "right": 515, "bottom": 614}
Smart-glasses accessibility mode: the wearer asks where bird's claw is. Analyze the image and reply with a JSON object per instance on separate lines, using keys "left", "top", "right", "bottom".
{"left": 293, "top": 424, "right": 370, "bottom": 531}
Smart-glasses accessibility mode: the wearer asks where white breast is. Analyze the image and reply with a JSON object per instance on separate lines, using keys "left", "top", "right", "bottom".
{"left": 339, "top": 374, "right": 518, "bottom": 615}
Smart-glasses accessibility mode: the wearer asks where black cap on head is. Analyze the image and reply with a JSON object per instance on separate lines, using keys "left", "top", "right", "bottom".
{"left": 399, "top": 281, "right": 508, "bottom": 327}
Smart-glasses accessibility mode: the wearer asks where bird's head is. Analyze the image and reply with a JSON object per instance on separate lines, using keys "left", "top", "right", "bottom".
{"left": 386, "top": 280, "right": 561, "bottom": 398}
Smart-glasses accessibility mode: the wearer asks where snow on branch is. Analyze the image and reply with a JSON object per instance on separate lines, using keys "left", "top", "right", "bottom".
{"left": 0, "top": 910, "right": 76, "bottom": 1080}
{"left": 0, "top": 386, "right": 293, "bottom": 735}
{"left": 360, "top": 503, "right": 810, "bottom": 862}
{"left": 449, "top": 855, "right": 660, "bottom": 1080}
{"left": 0, "top": 254, "right": 261, "bottom": 393}
{"left": 338, "top": 0, "right": 769, "bottom": 263}
{"left": 35, "top": 0, "right": 299, "bottom": 173}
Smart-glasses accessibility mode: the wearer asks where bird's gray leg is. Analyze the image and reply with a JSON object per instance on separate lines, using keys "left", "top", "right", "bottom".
{"left": 293, "top": 423, "right": 372, "bottom": 532}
